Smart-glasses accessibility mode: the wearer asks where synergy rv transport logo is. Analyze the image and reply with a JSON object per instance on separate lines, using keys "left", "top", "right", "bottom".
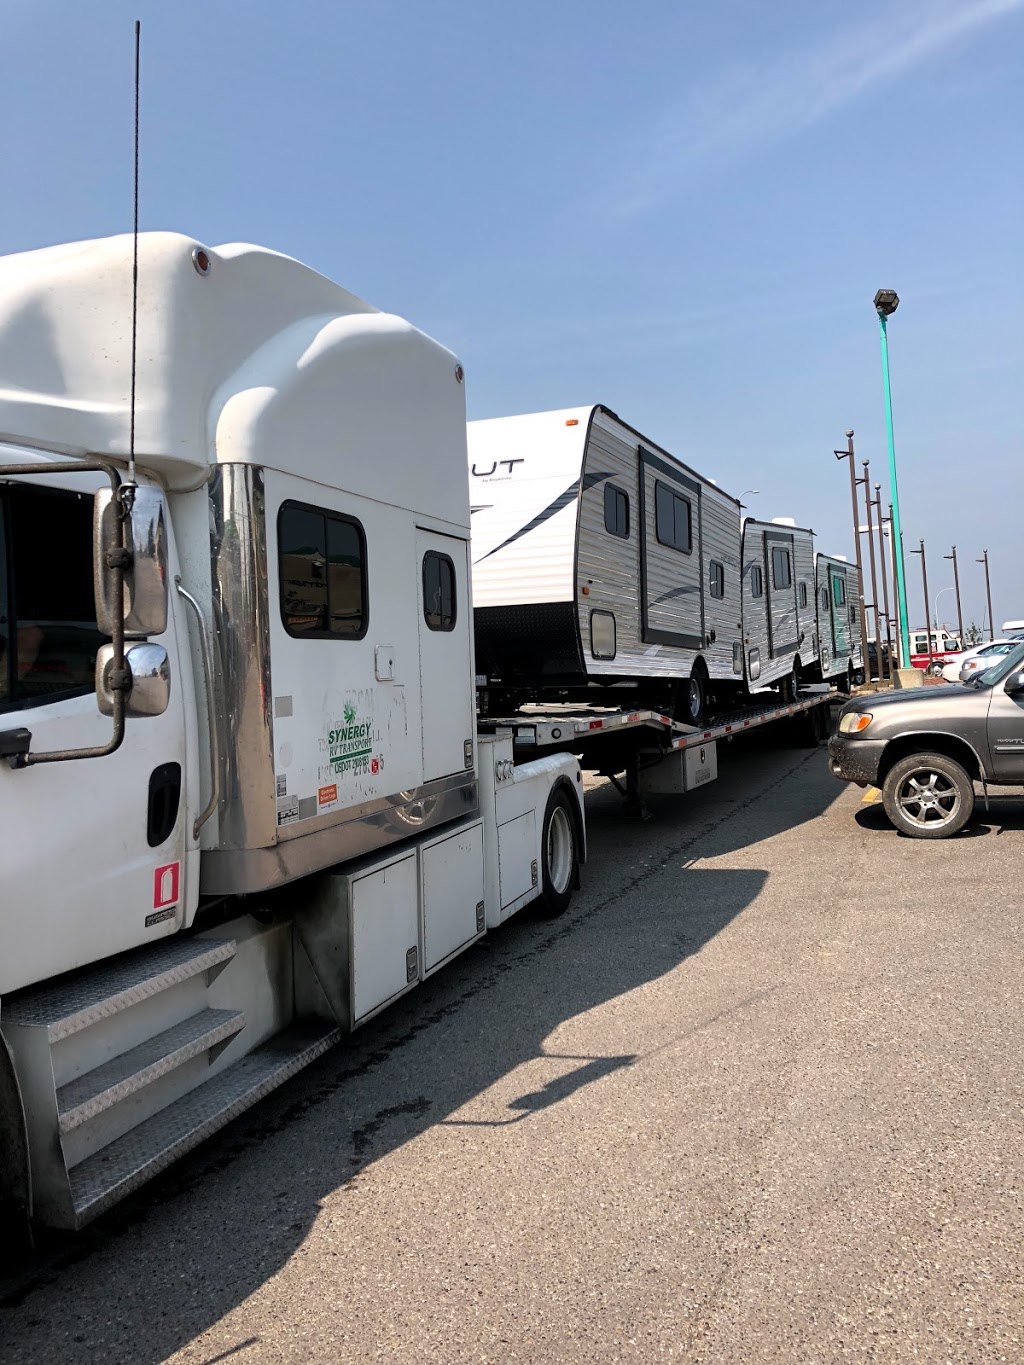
{"left": 328, "top": 702, "right": 380, "bottom": 779}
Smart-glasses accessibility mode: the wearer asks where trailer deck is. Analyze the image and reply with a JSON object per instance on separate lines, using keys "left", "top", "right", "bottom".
{"left": 479, "top": 686, "right": 841, "bottom": 761}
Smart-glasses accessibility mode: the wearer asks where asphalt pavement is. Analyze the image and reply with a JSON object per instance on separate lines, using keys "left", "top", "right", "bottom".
{"left": 2, "top": 731, "right": 1022, "bottom": 1364}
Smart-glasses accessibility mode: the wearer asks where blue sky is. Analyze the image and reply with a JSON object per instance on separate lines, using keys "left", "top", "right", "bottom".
{"left": 2, "top": 0, "right": 1021, "bottom": 631}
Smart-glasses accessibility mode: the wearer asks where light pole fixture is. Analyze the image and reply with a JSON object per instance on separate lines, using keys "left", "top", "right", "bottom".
{"left": 874, "top": 289, "right": 910, "bottom": 670}
{"left": 934, "top": 586, "right": 955, "bottom": 630}
{"left": 977, "top": 550, "right": 995, "bottom": 641}
{"left": 834, "top": 430, "right": 870, "bottom": 678}
{"left": 738, "top": 489, "right": 759, "bottom": 511}
{"left": 944, "top": 546, "right": 965, "bottom": 646}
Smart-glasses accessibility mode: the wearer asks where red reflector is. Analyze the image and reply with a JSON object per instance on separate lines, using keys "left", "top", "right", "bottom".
{"left": 589, "top": 720, "right": 602, "bottom": 729}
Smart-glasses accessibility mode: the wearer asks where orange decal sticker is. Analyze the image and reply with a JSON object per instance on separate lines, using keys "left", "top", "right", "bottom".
{"left": 318, "top": 784, "right": 338, "bottom": 806}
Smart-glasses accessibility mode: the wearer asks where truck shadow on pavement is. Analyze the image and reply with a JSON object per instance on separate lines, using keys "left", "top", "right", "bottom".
{"left": 0, "top": 741, "right": 842, "bottom": 1364}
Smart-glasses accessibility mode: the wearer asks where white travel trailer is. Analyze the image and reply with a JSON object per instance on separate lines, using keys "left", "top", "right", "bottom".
{"left": 0, "top": 233, "right": 585, "bottom": 1234}
{"left": 814, "top": 553, "right": 864, "bottom": 687}
{"left": 739, "top": 517, "right": 818, "bottom": 695}
{"left": 469, "top": 406, "right": 743, "bottom": 724}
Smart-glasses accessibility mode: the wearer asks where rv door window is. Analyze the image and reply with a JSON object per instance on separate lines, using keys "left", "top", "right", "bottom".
{"left": 771, "top": 547, "right": 792, "bottom": 589}
{"left": 422, "top": 551, "right": 456, "bottom": 631}
{"left": 708, "top": 560, "right": 725, "bottom": 598}
{"left": 654, "top": 482, "right": 692, "bottom": 554}
{"left": 0, "top": 484, "right": 106, "bottom": 713}
{"left": 751, "top": 565, "right": 764, "bottom": 598}
{"left": 604, "top": 484, "right": 630, "bottom": 539}
{"left": 832, "top": 576, "right": 847, "bottom": 607}
{"left": 279, "top": 501, "right": 367, "bottom": 639}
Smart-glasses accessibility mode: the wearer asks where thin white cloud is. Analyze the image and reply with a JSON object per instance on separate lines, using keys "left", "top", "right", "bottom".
{"left": 617, "top": 0, "right": 1024, "bottom": 217}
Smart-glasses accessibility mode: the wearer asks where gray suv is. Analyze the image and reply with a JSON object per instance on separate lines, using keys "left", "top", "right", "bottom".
{"left": 828, "top": 640, "right": 1024, "bottom": 838}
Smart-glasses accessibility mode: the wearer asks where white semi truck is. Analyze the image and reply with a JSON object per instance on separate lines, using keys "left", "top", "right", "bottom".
{"left": 0, "top": 232, "right": 837, "bottom": 1241}
{"left": 0, "top": 233, "right": 589, "bottom": 1237}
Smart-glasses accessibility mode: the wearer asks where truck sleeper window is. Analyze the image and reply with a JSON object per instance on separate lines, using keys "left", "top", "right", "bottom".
{"left": 423, "top": 551, "right": 456, "bottom": 631}
{"left": 278, "top": 501, "right": 367, "bottom": 639}
{"left": 0, "top": 484, "right": 106, "bottom": 712}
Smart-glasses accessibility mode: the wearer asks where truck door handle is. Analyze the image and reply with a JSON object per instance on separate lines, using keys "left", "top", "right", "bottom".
{"left": 175, "top": 577, "right": 221, "bottom": 840}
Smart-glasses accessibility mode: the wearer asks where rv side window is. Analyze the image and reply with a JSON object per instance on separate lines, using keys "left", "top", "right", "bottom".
{"left": 278, "top": 501, "right": 367, "bottom": 639}
{"left": 849, "top": 606, "right": 856, "bottom": 626}
{"left": 422, "top": 551, "right": 457, "bottom": 631}
{"left": 654, "top": 481, "right": 692, "bottom": 554}
{"left": 604, "top": 483, "right": 630, "bottom": 539}
{"left": 820, "top": 586, "right": 829, "bottom": 612}
{"left": 799, "top": 582, "right": 808, "bottom": 608}
{"left": 0, "top": 484, "right": 105, "bottom": 714}
{"left": 708, "top": 561, "right": 725, "bottom": 598}
{"left": 771, "top": 547, "right": 792, "bottom": 589}
{"left": 832, "top": 577, "right": 846, "bottom": 607}
{"left": 751, "top": 565, "right": 764, "bottom": 598}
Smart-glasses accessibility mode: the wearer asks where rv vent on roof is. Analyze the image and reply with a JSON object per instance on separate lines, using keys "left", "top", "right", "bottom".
{"left": 771, "top": 517, "right": 797, "bottom": 526}
{"left": 832, "top": 555, "right": 848, "bottom": 562}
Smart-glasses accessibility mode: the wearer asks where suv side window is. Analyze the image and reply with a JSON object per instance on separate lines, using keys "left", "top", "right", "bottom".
{"left": 0, "top": 484, "right": 105, "bottom": 713}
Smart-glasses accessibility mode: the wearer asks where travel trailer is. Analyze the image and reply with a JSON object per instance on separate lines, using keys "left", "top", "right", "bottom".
{"left": 739, "top": 517, "right": 817, "bottom": 695}
{"left": 814, "top": 554, "right": 864, "bottom": 688}
{"left": 469, "top": 405, "right": 744, "bottom": 724}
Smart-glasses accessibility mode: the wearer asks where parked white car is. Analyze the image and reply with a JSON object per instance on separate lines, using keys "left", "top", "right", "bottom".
{"left": 942, "top": 638, "right": 1019, "bottom": 682}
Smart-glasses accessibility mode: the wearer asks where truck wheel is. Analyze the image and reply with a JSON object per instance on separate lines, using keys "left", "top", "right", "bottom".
{"left": 536, "top": 789, "right": 579, "bottom": 918}
{"left": 881, "top": 752, "right": 974, "bottom": 839}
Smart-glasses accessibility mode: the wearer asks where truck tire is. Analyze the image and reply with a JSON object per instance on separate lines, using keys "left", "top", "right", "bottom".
{"left": 777, "top": 667, "right": 799, "bottom": 704}
{"left": 881, "top": 751, "right": 974, "bottom": 839}
{"left": 536, "top": 788, "right": 579, "bottom": 918}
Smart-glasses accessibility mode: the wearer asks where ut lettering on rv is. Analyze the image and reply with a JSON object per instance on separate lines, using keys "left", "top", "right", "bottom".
{"left": 471, "top": 458, "right": 525, "bottom": 477}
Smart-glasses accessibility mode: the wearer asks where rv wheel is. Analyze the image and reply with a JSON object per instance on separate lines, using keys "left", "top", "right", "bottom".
{"left": 777, "top": 668, "right": 799, "bottom": 704}
{"left": 682, "top": 666, "right": 708, "bottom": 726}
{"left": 535, "top": 788, "right": 579, "bottom": 919}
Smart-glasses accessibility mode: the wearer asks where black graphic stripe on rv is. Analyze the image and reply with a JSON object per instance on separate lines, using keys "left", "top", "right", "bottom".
{"left": 474, "top": 471, "right": 613, "bottom": 563}
{"left": 649, "top": 583, "right": 701, "bottom": 607}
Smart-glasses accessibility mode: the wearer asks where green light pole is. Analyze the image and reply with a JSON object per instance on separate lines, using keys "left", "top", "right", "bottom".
{"left": 874, "top": 289, "right": 911, "bottom": 671}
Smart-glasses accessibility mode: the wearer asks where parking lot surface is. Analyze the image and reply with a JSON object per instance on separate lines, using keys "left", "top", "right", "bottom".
{"left": 2, "top": 733, "right": 1022, "bottom": 1364}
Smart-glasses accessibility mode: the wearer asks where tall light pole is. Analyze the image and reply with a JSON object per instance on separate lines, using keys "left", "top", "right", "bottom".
{"left": 874, "top": 485, "right": 894, "bottom": 683}
{"left": 977, "top": 550, "right": 995, "bottom": 641}
{"left": 911, "top": 540, "right": 934, "bottom": 671}
{"left": 834, "top": 431, "right": 870, "bottom": 678}
{"left": 874, "top": 289, "right": 910, "bottom": 670}
{"left": 861, "top": 459, "right": 882, "bottom": 678}
{"left": 944, "top": 546, "right": 965, "bottom": 646}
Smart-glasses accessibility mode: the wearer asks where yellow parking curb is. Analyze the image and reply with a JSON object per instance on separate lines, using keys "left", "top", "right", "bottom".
{"left": 861, "top": 786, "right": 881, "bottom": 804}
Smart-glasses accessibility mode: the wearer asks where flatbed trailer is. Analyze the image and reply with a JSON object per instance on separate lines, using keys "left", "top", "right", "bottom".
{"left": 479, "top": 687, "right": 842, "bottom": 812}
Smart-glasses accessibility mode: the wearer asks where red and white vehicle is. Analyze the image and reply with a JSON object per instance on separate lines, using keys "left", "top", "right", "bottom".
{"left": 908, "top": 628, "right": 964, "bottom": 676}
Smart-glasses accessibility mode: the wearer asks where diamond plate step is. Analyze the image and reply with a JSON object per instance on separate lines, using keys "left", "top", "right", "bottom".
{"left": 57, "top": 1008, "right": 247, "bottom": 1134}
{"left": 68, "top": 1021, "right": 340, "bottom": 1225}
{"left": 4, "top": 938, "right": 237, "bottom": 1042}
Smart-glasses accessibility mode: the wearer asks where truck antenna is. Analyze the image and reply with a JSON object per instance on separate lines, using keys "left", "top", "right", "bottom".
{"left": 128, "top": 18, "right": 141, "bottom": 491}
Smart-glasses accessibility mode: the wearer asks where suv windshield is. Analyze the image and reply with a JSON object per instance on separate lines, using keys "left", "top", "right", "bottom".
{"left": 972, "top": 640, "right": 1024, "bottom": 688}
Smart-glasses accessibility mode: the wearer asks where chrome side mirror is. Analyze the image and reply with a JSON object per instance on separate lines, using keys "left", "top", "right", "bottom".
{"left": 94, "top": 487, "right": 169, "bottom": 638}
{"left": 96, "top": 642, "right": 171, "bottom": 717}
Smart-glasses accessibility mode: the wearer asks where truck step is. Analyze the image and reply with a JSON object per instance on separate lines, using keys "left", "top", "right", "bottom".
{"left": 67, "top": 1021, "right": 340, "bottom": 1225}
{"left": 5, "top": 937, "right": 236, "bottom": 1043}
{"left": 57, "top": 1008, "right": 247, "bottom": 1134}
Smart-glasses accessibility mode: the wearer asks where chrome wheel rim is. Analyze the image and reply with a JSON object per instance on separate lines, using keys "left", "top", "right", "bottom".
{"left": 546, "top": 806, "right": 573, "bottom": 894}
{"left": 897, "top": 770, "right": 960, "bottom": 829}
{"left": 687, "top": 679, "right": 703, "bottom": 720}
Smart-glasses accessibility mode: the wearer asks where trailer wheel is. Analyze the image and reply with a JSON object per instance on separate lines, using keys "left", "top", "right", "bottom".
{"left": 881, "top": 751, "right": 974, "bottom": 839}
{"left": 777, "top": 667, "right": 799, "bottom": 704}
{"left": 536, "top": 788, "right": 579, "bottom": 918}
{"left": 682, "top": 665, "right": 708, "bottom": 726}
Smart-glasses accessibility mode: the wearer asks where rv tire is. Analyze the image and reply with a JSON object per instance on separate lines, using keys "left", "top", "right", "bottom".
{"left": 535, "top": 788, "right": 579, "bottom": 918}
{"left": 682, "top": 665, "right": 708, "bottom": 726}
{"left": 777, "top": 667, "right": 799, "bottom": 704}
